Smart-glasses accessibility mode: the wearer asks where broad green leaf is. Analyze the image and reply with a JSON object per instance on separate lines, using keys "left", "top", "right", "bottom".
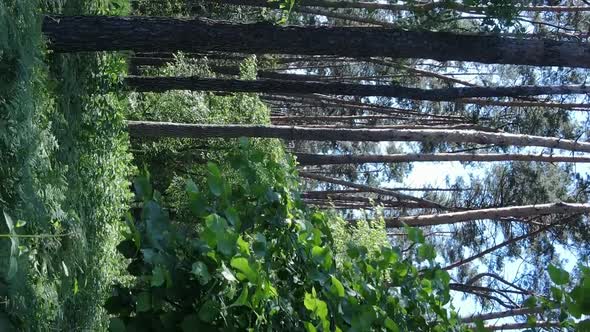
{"left": 191, "top": 261, "right": 211, "bottom": 285}
{"left": 198, "top": 300, "right": 218, "bottom": 322}
{"left": 252, "top": 233, "right": 267, "bottom": 257}
{"left": 229, "top": 286, "right": 249, "bottom": 307}
{"left": 417, "top": 244, "right": 436, "bottom": 261}
{"left": 406, "top": 227, "right": 425, "bottom": 244}
{"left": 207, "top": 162, "right": 224, "bottom": 196}
{"left": 330, "top": 276, "right": 345, "bottom": 297}
{"left": 230, "top": 257, "right": 258, "bottom": 282}
{"left": 548, "top": 264, "right": 570, "bottom": 285}
{"left": 151, "top": 265, "right": 166, "bottom": 287}
{"left": 384, "top": 317, "right": 400, "bottom": 332}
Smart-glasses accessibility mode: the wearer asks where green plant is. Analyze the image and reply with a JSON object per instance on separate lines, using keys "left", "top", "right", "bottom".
{"left": 107, "top": 141, "right": 469, "bottom": 331}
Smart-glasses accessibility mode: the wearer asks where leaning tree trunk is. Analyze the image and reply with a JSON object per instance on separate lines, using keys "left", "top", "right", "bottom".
{"left": 124, "top": 76, "right": 590, "bottom": 100}
{"left": 294, "top": 153, "right": 590, "bottom": 165}
{"left": 42, "top": 16, "right": 590, "bottom": 68}
{"left": 125, "top": 122, "right": 590, "bottom": 153}
{"left": 386, "top": 202, "right": 590, "bottom": 227}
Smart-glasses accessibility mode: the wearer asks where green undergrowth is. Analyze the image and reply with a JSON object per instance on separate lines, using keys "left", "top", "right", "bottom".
{"left": 1, "top": 0, "right": 133, "bottom": 330}
{"left": 129, "top": 55, "right": 285, "bottom": 221}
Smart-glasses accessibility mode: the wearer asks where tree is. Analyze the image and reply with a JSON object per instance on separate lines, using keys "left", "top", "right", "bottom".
{"left": 124, "top": 76, "right": 590, "bottom": 100}
{"left": 42, "top": 15, "right": 590, "bottom": 67}
{"left": 126, "top": 121, "right": 590, "bottom": 153}
{"left": 295, "top": 152, "right": 590, "bottom": 165}
{"left": 385, "top": 202, "right": 590, "bottom": 227}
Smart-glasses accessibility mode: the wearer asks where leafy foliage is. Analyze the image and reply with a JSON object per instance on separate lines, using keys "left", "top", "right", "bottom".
{"left": 108, "top": 143, "right": 469, "bottom": 331}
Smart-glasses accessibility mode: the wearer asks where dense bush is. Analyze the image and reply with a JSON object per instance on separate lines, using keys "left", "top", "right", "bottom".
{"left": 107, "top": 141, "right": 469, "bottom": 331}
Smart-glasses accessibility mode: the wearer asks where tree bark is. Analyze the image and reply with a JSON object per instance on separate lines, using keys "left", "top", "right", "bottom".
{"left": 458, "top": 98, "right": 590, "bottom": 110}
{"left": 294, "top": 152, "right": 590, "bottom": 165}
{"left": 213, "top": 0, "right": 590, "bottom": 13}
{"left": 124, "top": 76, "right": 590, "bottom": 100}
{"left": 484, "top": 322, "right": 561, "bottom": 331}
{"left": 387, "top": 202, "right": 590, "bottom": 227}
{"left": 42, "top": 16, "right": 590, "bottom": 68}
{"left": 461, "top": 308, "right": 545, "bottom": 323}
{"left": 126, "top": 122, "right": 590, "bottom": 153}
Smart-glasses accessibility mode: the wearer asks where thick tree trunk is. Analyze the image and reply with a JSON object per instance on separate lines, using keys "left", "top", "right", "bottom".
{"left": 387, "top": 202, "right": 590, "bottom": 227}
{"left": 210, "top": 65, "right": 325, "bottom": 81}
{"left": 295, "top": 153, "right": 590, "bottom": 165}
{"left": 125, "top": 122, "right": 590, "bottom": 153}
{"left": 461, "top": 307, "right": 544, "bottom": 323}
{"left": 214, "top": 0, "right": 590, "bottom": 13}
{"left": 42, "top": 16, "right": 590, "bottom": 67}
{"left": 124, "top": 76, "right": 590, "bottom": 100}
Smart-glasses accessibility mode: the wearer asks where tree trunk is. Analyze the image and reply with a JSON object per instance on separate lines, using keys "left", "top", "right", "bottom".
{"left": 484, "top": 322, "right": 561, "bottom": 331}
{"left": 125, "top": 122, "right": 590, "bottom": 153}
{"left": 298, "top": 171, "right": 447, "bottom": 209}
{"left": 42, "top": 16, "right": 590, "bottom": 68}
{"left": 294, "top": 153, "right": 590, "bottom": 165}
{"left": 442, "top": 221, "right": 560, "bottom": 271}
{"left": 386, "top": 202, "right": 590, "bottom": 227}
{"left": 461, "top": 307, "right": 544, "bottom": 323}
{"left": 124, "top": 76, "right": 590, "bottom": 100}
{"left": 213, "top": 0, "right": 590, "bottom": 13}
{"left": 459, "top": 98, "right": 590, "bottom": 110}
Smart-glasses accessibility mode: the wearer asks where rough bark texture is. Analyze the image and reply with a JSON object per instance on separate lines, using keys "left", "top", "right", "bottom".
{"left": 126, "top": 122, "right": 590, "bottom": 153}
{"left": 214, "top": 0, "right": 590, "bottom": 13}
{"left": 42, "top": 16, "right": 590, "bottom": 67}
{"left": 387, "top": 202, "right": 590, "bottom": 227}
{"left": 295, "top": 153, "right": 590, "bottom": 165}
{"left": 124, "top": 76, "right": 590, "bottom": 100}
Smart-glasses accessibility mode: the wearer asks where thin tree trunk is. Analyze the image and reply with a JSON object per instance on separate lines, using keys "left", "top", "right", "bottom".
{"left": 461, "top": 307, "right": 544, "bottom": 323}
{"left": 125, "top": 122, "right": 590, "bottom": 153}
{"left": 442, "top": 221, "right": 559, "bottom": 271}
{"left": 42, "top": 16, "right": 590, "bottom": 68}
{"left": 124, "top": 76, "right": 590, "bottom": 100}
{"left": 387, "top": 202, "right": 590, "bottom": 227}
{"left": 459, "top": 98, "right": 590, "bottom": 110}
{"left": 298, "top": 171, "right": 447, "bottom": 209}
{"left": 294, "top": 153, "right": 590, "bottom": 165}
{"left": 484, "top": 322, "right": 561, "bottom": 331}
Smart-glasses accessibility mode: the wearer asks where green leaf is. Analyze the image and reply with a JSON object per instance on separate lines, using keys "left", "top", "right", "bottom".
{"left": 304, "top": 322, "right": 317, "bottom": 332}
{"left": 229, "top": 286, "right": 249, "bottom": 307}
{"left": 230, "top": 257, "right": 258, "bottom": 282}
{"left": 417, "top": 244, "right": 436, "bottom": 260}
{"left": 548, "top": 264, "right": 570, "bottom": 285}
{"left": 151, "top": 265, "right": 166, "bottom": 287}
{"left": 198, "top": 300, "right": 218, "bottom": 322}
{"left": 136, "top": 291, "right": 151, "bottom": 312}
{"left": 330, "top": 276, "right": 345, "bottom": 297}
{"left": 384, "top": 317, "right": 400, "bottom": 332}
{"left": 252, "top": 233, "right": 267, "bottom": 257}
{"left": 191, "top": 262, "right": 211, "bottom": 285}
{"left": 237, "top": 236, "right": 250, "bottom": 256}
{"left": 207, "top": 162, "right": 224, "bottom": 196}
{"left": 406, "top": 227, "right": 425, "bottom": 244}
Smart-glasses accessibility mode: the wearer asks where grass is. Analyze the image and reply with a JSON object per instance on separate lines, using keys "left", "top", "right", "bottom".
{"left": 1, "top": 1, "right": 134, "bottom": 330}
